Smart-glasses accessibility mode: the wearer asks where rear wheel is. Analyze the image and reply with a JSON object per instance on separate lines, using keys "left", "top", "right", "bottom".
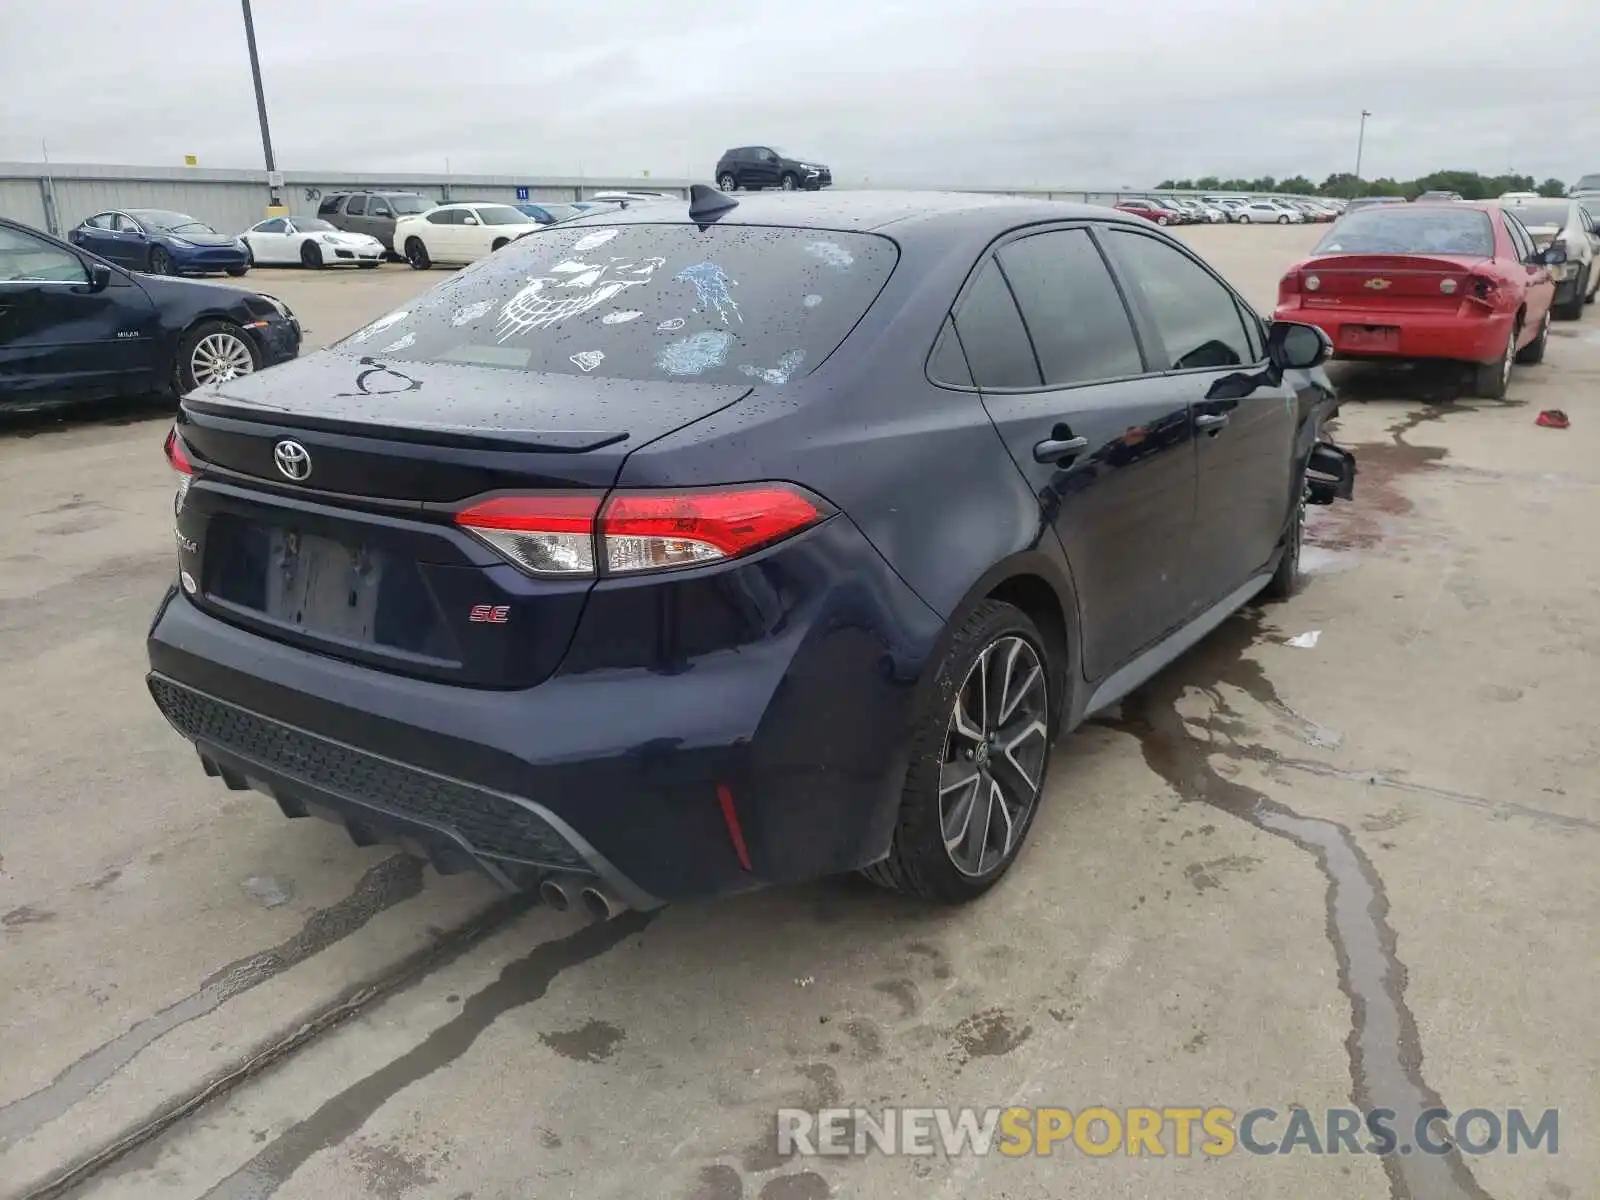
{"left": 717, "top": 173, "right": 737, "bottom": 192}
{"left": 404, "top": 237, "right": 431, "bottom": 270}
{"left": 862, "top": 601, "right": 1055, "bottom": 904}
{"left": 1474, "top": 322, "right": 1518, "bottom": 399}
{"left": 1515, "top": 309, "right": 1550, "bottom": 363}
{"left": 1238, "top": 213, "right": 1251, "bottom": 224}
{"left": 491, "top": 237, "right": 509, "bottom": 252}
{"left": 300, "top": 241, "right": 323, "bottom": 269}
{"left": 225, "top": 265, "right": 248, "bottom": 277}
{"left": 173, "top": 321, "right": 260, "bottom": 393}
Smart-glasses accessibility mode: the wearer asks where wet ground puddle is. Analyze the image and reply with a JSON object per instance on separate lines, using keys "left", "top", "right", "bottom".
{"left": 1109, "top": 610, "right": 1495, "bottom": 1200}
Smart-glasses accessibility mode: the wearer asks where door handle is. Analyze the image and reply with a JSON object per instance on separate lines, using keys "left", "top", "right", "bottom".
{"left": 1032, "top": 435, "right": 1089, "bottom": 464}
{"left": 1195, "top": 413, "right": 1230, "bottom": 433}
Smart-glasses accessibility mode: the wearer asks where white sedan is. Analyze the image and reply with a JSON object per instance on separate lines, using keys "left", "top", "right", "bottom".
{"left": 241, "top": 216, "right": 384, "bottom": 268}
{"left": 393, "top": 203, "right": 546, "bottom": 269}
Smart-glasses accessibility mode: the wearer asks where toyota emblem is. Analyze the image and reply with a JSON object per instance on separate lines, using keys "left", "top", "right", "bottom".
{"left": 273, "top": 439, "right": 312, "bottom": 482}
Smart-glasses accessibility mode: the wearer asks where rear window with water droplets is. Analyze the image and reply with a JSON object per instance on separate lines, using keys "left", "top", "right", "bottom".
{"left": 336, "top": 223, "right": 898, "bottom": 386}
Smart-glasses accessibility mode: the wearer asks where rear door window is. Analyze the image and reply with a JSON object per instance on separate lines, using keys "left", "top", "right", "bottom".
{"left": 345, "top": 195, "right": 368, "bottom": 216}
{"left": 1502, "top": 213, "right": 1535, "bottom": 261}
{"left": 318, "top": 195, "right": 344, "bottom": 216}
{"left": 338, "top": 222, "right": 898, "bottom": 386}
{"left": 951, "top": 259, "right": 1041, "bottom": 389}
{"left": 1102, "top": 230, "right": 1254, "bottom": 370}
{"left": 997, "top": 229, "right": 1144, "bottom": 386}
{"left": 427, "top": 209, "right": 460, "bottom": 225}
{"left": 928, "top": 318, "right": 973, "bottom": 387}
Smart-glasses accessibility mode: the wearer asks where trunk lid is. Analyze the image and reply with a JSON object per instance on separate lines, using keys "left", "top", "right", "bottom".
{"left": 176, "top": 352, "right": 751, "bottom": 688}
{"left": 1296, "top": 253, "right": 1489, "bottom": 310}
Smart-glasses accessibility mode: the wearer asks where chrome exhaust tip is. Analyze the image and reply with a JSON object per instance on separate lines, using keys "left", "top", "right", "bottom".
{"left": 579, "top": 885, "right": 625, "bottom": 921}
{"left": 539, "top": 878, "right": 572, "bottom": 912}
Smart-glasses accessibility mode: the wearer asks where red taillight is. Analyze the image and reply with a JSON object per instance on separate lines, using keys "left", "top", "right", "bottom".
{"left": 454, "top": 494, "right": 602, "bottom": 577}
{"left": 164, "top": 426, "right": 193, "bottom": 513}
{"left": 163, "top": 426, "right": 193, "bottom": 475}
{"left": 601, "top": 485, "right": 826, "bottom": 573}
{"left": 1278, "top": 271, "right": 1302, "bottom": 304}
{"left": 453, "top": 484, "right": 830, "bottom": 578}
{"left": 1466, "top": 275, "right": 1499, "bottom": 307}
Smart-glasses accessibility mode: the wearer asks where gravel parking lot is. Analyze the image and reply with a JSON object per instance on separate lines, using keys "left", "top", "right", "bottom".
{"left": 2, "top": 225, "right": 1596, "bottom": 1200}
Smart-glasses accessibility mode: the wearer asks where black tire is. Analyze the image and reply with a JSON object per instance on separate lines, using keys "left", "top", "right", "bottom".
{"left": 1473, "top": 321, "right": 1519, "bottom": 399}
{"left": 301, "top": 241, "right": 323, "bottom": 269}
{"left": 1157, "top": 215, "right": 1169, "bottom": 226}
{"left": 717, "top": 173, "right": 737, "bottom": 192}
{"left": 1553, "top": 268, "right": 1587, "bottom": 320}
{"left": 243, "top": 241, "right": 255, "bottom": 267}
{"left": 1262, "top": 495, "right": 1303, "bottom": 601}
{"left": 491, "top": 237, "right": 509, "bottom": 252}
{"left": 780, "top": 173, "right": 799, "bottom": 192}
{"left": 148, "top": 245, "right": 173, "bottom": 275}
{"left": 1278, "top": 214, "right": 1290, "bottom": 224}
{"left": 861, "top": 600, "right": 1058, "bottom": 904}
{"left": 1238, "top": 213, "right": 1251, "bottom": 224}
{"left": 404, "top": 237, "right": 431, "bottom": 270}
{"left": 359, "top": 261, "right": 380, "bottom": 269}
{"left": 1516, "top": 308, "right": 1550, "bottom": 363}
{"left": 225, "top": 265, "right": 248, "bottom": 277}
{"left": 172, "top": 320, "right": 261, "bottom": 393}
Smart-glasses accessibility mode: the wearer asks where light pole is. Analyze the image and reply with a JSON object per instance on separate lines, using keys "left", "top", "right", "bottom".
{"left": 1353, "top": 109, "right": 1371, "bottom": 197}
{"left": 240, "top": 0, "right": 283, "bottom": 213}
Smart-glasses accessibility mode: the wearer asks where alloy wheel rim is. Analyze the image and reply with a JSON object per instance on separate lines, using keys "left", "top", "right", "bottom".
{"left": 938, "top": 636, "right": 1049, "bottom": 878}
{"left": 191, "top": 333, "right": 254, "bottom": 386}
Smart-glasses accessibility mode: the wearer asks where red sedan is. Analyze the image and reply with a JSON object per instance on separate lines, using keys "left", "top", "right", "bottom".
{"left": 1274, "top": 202, "right": 1560, "bottom": 398}
{"left": 1113, "top": 198, "right": 1182, "bottom": 226}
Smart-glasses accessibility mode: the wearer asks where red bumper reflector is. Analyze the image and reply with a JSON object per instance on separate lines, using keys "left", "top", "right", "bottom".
{"left": 716, "top": 783, "right": 753, "bottom": 872}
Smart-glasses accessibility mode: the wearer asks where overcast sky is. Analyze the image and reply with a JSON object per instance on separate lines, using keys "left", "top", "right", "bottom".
{"left": 2, "top": 0, "right": 1592, "bottom": 187}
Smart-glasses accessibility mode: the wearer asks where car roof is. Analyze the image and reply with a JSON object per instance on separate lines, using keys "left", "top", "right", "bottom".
{"left": 564, "top": 190, "right": 1151, "bottom": 237}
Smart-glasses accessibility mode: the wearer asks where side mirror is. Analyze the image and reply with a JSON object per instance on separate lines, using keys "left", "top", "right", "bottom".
{"left": 1537, "top": 243, "right": 1567, "bottom": 266}
{"left": 87, "top": 263, "right": 113, "bottom": 294}
{"left": 1267, "top": 321, "right": 1331, "bottom": 370}
{"left": 462, "top": 215, "right": 479, "bottom": 226}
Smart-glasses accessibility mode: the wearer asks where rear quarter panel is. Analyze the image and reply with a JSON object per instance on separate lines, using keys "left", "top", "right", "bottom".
{"left": 611, "top": 225, "right": 1074, "bottom": 628}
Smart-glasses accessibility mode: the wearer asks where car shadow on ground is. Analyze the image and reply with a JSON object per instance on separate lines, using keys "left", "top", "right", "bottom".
{"left": 0, "top": 393, "right": 175, "bottom": 439}
{"left": 1326, "top": 360, "right": 1482, "bottom": 405}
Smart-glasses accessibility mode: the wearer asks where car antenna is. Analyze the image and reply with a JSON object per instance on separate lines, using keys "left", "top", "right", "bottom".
{"left": 688, "top": 183, "right": 738, "bottom": 223}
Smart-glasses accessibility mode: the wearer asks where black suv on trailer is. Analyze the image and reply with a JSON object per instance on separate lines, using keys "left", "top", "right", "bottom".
{"left": 715, "top": 147, "right": 832, "bottom": 192}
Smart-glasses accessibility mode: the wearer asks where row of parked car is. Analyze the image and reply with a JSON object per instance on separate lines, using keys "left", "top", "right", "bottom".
{"left": 1115, "top": 195, "right": 1347, "bottom": 226}
{"left": 60, "top": 190, "right": 676, "bottom": 278}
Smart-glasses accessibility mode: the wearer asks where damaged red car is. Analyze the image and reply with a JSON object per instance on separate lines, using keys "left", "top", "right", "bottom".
{"left": 1273, "top": 202, "right": 1563, "bottom": 398}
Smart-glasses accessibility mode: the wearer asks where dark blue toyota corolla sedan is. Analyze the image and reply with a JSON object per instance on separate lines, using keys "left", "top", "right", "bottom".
{"left": 146, "top": 188, "right": 1353, "bottom": 916}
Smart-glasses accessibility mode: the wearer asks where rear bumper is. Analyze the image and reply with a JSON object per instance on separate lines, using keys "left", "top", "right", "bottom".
{"left": 1276, "top": 304, "right": 1513, "bottom": 363}
{"left": 146, "top": 517, "right": 944, "bottom": 903}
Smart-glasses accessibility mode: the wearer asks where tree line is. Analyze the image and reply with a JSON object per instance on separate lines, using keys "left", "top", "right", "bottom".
{"left": 1153, "top": 170, "right": 1571, "bottom": 199}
